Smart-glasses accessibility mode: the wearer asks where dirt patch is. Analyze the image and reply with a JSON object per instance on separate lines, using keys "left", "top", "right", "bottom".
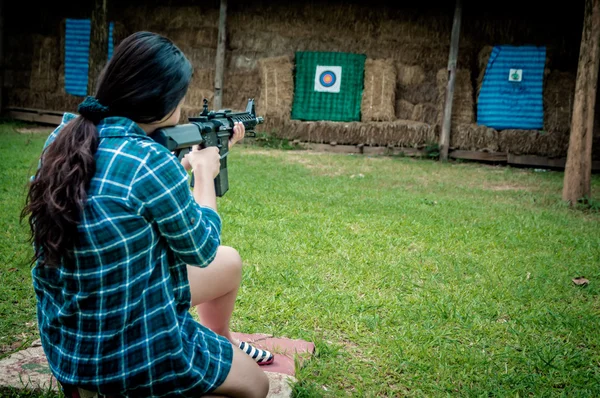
{"left": 485, "top": 184, "right": 530, "bottom": 192}
{"left": 15, "top": 127, "right": 53, "bottom": 134}
{"left": 0, "top": 341, "right": 24, "bottom": 357}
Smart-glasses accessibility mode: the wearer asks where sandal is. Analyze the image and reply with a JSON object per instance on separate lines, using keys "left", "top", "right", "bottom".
{"left": 238, "top": 341, "right": 274, "bottom": 365}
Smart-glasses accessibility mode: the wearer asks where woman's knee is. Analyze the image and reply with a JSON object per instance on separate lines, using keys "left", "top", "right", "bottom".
{"left": 219, "top": 246, "right": 243, "bottom": 278}
{"left": 255, "top": 371, "right": 269, "bottom": 398}
{"left": 211, "top": 346, "right": 270, "bottom": 398}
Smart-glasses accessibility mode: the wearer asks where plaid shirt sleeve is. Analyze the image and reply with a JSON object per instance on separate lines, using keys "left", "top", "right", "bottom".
{"left": 131, "top": 144, "right": 221, "bottom": 267}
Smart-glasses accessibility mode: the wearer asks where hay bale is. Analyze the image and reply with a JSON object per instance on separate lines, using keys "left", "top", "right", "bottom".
{"left": 274, "top": 119, "right": 437, "bottom": 147}
{"left": 395, "top": 63, "right": 439, "bottom": 115}
{"left": 476, "top": 46, "right": 493, "bottom": 102}
{"left": 229, "top": 30, "right": 292, "bottom": 55}
{"left": 257, "top": 56, "right": 294, "bottom": 120}
{"left": 498, "top": 129, "right": 570, "bottom": 157}
{"left": 229, "top": 51, "right": 262, "bottom": 70}
{"left": 395, "top": 63, "right": 438, "bottom": 119}
{"left": 535, "top": 131, "right": 570, "bottom": 158}
{"left": 6, "top": 89, "right": 30, "bottom": 108}
{"left": 544, "top": 70, "right": 575, "bottom": 134}
{"left": 179, "top": 106, "right": 205, "bottom": 124}
{"left": 396, "top": 63, "right": 426, "bottom": 86}
{"left": 436, "top": 68, "right": 474, "bottom": 125}
{"left": 397, "top": 80, "right": 439, "bottom": 106}
{"left": 44, "top": 93, "right": 81, "bottom": 113}
{"left": 185, "top": 47, "right": 216, "bottom": 69}
{"left": 4, "top": 36, "right": 33, "bottom": 69}
{"left": 112, "top": 21, "right": 130, "bottom": 47}
{"left": 396, "top": 99, "right": 415, "bottom": 120}
{"left": 136, "top": 6, "right": 219, "bottom": 31}
{"left": 186, "top": 88, "right": 214, "bottom": 109}
{"left": 450, "top": 124, "right": 500, "bottom": 152}
{"left": 22, "top": 91, "right": 48, "bottom": 109}
{"left": 29, "top": 35, "right": 59, "bottom": 92}
{"left": 3, "top": 70, "right": 32, "bottom": 89}
{"left": 166, "top": 27, "right": 219, "bottom": 50}
{"left": 223, "top": 70, "right": 261, "bottom": 111}
{"left": 478, "top": 46, "right": 494, "bottom": 74}
{"left": 498, "top": 130, "right": 536, "bottom": 155}
{"left": 387, "top": 44, "right": 449, "bottom": 75}
{"left": 411, "top": 103, "right": 438, "bottom": 125}
{"left": 190, "top": 69, "right": 215, "bottom": 91}
{"left": 378, "top": 17, "right": 450, "bottom": 44}
{"left": 361, "top": 59, "right": 396, "bottom": 122}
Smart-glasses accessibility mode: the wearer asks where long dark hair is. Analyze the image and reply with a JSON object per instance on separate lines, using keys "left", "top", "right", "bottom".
{"left": 22, "top": 31, "right": 193, "bottom": 267}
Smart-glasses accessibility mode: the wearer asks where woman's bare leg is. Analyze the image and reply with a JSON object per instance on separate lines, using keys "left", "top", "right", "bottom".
{"left": 208, "top": 347, "right": 269, "bottom": 398}
{"left": 188, "top": 246, "right": 269, "bottom": 397}
{"left": 187, "top": 246, "right": 243, "bottom": 343}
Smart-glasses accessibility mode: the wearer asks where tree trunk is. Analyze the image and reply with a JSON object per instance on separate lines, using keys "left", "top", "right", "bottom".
{"left": 563, "top": 0, "right": 600, "bottom": 204}
{"left": 214, "top": 0, "right": 227, "bottom": 110}
{"left": 439, "top": 0, "right": 462, "bottom": 161}
{"left": 0, "top": 0, "right": 4, "bottom": 113}
{"left": 88, "top": 0, "right": 108, "bottom": 96}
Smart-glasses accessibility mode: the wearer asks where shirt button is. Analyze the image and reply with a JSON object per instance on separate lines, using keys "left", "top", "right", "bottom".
{"left": 190, "top": 217, "right": 196, "bottom": 224}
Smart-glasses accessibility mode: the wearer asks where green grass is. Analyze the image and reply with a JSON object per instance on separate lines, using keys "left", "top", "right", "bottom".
{"left": 1, "top": 121, "right": 600, "bottom": 396}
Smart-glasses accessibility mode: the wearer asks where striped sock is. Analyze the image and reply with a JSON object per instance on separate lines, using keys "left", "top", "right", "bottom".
{"left": 238, "top": 341, "right": 274, "bottom": 365}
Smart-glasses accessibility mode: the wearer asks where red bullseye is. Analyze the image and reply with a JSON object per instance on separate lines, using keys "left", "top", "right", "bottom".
{"left": 319, "top": 71, "right": 337, "bottom": 88}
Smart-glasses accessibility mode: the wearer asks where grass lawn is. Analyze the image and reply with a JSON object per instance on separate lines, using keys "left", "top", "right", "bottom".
{"left": 1, "top": 120, "right": 599, "bottom": 397}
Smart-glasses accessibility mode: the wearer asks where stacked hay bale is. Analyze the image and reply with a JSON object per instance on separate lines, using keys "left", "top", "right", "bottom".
{"left": 4, "top": 20, "right": 131, "bottom": 114}
{"left": 121, "top": 4, "right": 262, "bottom": 115}
{"left": 446, "top": 125, "right": 572, "bottom": 157}
{"left": 446, "top": 47, "right": 499, "bottom": 153}
{"left": 450, "top": 124, "right": 500, "bottom": 153}
{"left": 543, "top": 70, "right": 575, "bottom": 134}
{"left": 4, "top": 35, "right": 50, "bottom": 110}
{"left": 3, "top": 34, "right": 34, "bottom": 109}
{"left": 435, "top": 68, "right": 474, "bottom": 126}
{"left": 361, "top": 59, "right": 396, "bottom": 122}
{"left": 256, "top": 56, "right": 294, "bottom": 130}
{"left": 122, "top": 6, "right": 220, "bottom": 115}
{"left": 6, "top": 1, "right": 585, "bottom": 160}
{"left": 395, "top": 63, "right": 437, "bottom": 124}
{"left": 29, "top": 35, "right": 59, "bottom": 94}
{"left": 475, "top": 45, "right": 494, "bottom": 103}
{"left": 255, "top": 54, "right": 436, "bottom": 146}
{"left": 223, "top": 70, "right": 261, "bottom": 112}
{"left": 280, "top": 120, "right": 437, "bottom": 147}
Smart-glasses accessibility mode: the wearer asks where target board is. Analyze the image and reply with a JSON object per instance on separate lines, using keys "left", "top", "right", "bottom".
{"left": 314, "top": 65, "right": 342, "bottom": 93}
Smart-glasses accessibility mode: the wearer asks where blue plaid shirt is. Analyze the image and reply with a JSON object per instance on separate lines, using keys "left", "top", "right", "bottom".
{"left": 31, "top": 113, "right": 233, "bottom": 397}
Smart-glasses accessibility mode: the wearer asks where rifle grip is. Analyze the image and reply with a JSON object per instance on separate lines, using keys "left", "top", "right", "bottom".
{"left": 214, "top": 167, "right": 229, "bottom": 197}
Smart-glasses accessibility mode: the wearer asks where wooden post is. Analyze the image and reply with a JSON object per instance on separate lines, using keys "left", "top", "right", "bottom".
{"left": 0, "top": 0, "right": 4, "bottom": 114}
{"left": 439, "top": 0, "right": 462, "bottom": 161}
{"left": 88, "top": 0, "right": 108, "bottom": 95}
{"left": 562, "top": 0, "right": 600, "bottom": 204}
{"left": 214, "top": 0, "right": 227, "bottom": 110}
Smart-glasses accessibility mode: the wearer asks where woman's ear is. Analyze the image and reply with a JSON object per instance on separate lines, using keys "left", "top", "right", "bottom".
{"left": 162, "top": 97, "right": 186, "bottom": 127}
{"left": 138, "top": 97, "right": 186, "bottom": 134}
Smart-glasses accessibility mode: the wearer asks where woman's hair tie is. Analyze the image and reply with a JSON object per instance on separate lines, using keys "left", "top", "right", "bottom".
{"left": 78, "top": 96, "right": 110, "bottom": 123}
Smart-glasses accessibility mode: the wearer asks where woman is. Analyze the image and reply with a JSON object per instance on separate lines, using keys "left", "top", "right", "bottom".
{"left": 22, "top": 31, "right": 270, "bottom": 397}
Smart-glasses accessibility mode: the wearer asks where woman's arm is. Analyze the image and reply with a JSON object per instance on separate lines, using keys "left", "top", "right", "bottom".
{"left": 132, "top": 146, "right": 222, "bottom": 267}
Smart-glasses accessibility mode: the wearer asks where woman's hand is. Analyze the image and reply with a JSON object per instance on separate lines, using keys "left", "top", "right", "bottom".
{"left": 181, "top": 153, "right": 192, "bottom": 172}
{"left": 228, "top": 122, "right": 245, "bottom": 149}
{"left": 183, "top": 146, "right": 220, "bottom": 179}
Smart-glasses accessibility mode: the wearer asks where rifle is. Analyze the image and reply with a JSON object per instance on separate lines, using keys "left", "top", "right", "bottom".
{"left": 151, "top": 98, "right": 264, "bottom": 196}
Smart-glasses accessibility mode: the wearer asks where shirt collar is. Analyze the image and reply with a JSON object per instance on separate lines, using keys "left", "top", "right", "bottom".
{"left": 62, "top": 112, "right": 151, "bottom": 140}
{"left": 97, "top": 117, "right": 150, "bottom": 139}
